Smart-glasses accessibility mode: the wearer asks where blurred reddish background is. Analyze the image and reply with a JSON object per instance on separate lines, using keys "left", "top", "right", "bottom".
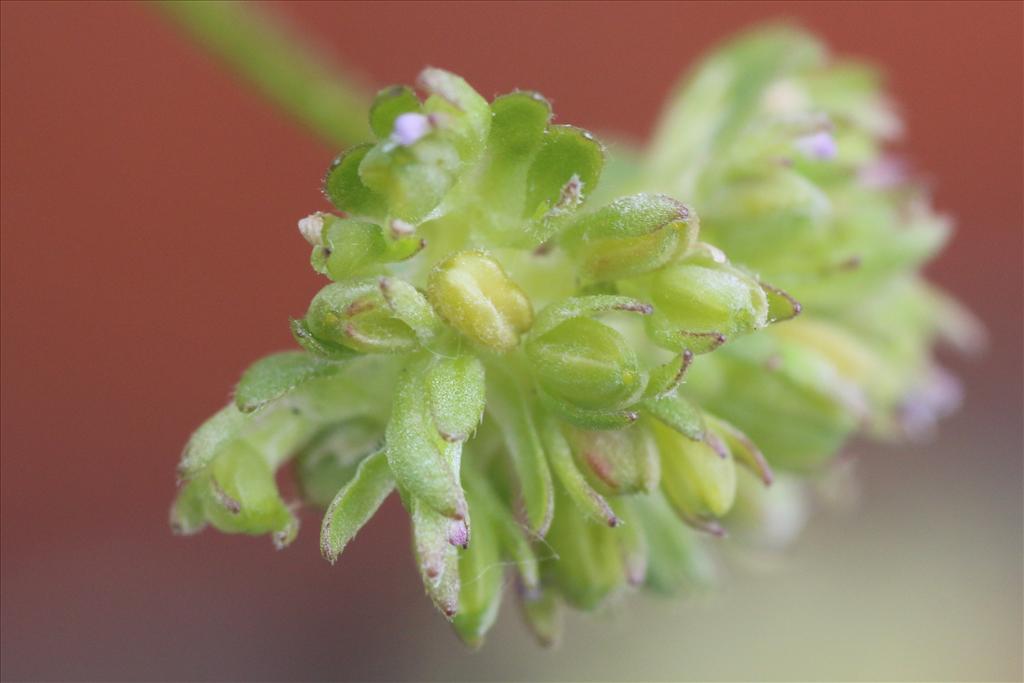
{"left": 2, "top": 2, "right": 1021, "bottom": 680}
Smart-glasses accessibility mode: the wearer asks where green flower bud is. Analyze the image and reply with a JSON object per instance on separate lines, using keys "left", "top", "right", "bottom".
{"left": 643, "top": 250, "right": 769, "bottom": 354}
{"left": 204, "top": 440, "right": 298, "bottom": 547}
{"left": 563, "top": 423, "right": 659, "bottom": 496}
{"left": 651, "top": 418, "right": 738, "bottom": 533}
{"left": 305, "top": 214, "right": 423, "bottom": 281}
{"left": 562, "top": 193, "right": 697, "bottom": 282}
{"left": 526, "top": 296, "right": 651, "bottom": 416}
{"left": 303, "top": 278, "right": 436, "bottom": 354}
{"left": 544, "top": 483, "right": 626, "bottom": 610}
{"left": 427, "top": 251, "right": 533, "bottom": 352}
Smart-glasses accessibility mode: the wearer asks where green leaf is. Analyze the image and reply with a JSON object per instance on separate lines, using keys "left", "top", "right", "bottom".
{"left": 537, "top": 411, "right": 618, "bottom": 527}
{"left": 320, "top": 449, "right": 394, "bottom": 563}
{"left": 369, "top": 85, "right": 422, "bottom": 139}
{"left": 234, "top": 351, "right": 343, "bottom": 413}
{"left": 323, "top": 143, "right": 387, "bottom": 218}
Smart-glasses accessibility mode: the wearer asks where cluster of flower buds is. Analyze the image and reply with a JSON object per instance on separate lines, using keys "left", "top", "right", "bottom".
{"left": 172, "top": 28, "right": 976, "bottom": 647}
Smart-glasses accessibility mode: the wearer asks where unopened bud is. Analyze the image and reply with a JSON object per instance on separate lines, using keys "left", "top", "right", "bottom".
{"left": 427, "top": 251, "right": 533, "bottom": 352}
{"left": 311, "top": 215, "right": 423, "bottom": 281}
{"left": 564, "top": 423, "right": 659, "bottom": 496}
{"left": 304, "top": 280, "right": 423, "bottom": 354}
{"left": 564, "top": 194, "right": 698, "bottom": 282}
{"left": 652, "top": 419, "right": 738, "bottom": 523}
{"left": 527, "top": 316, "right": 643, "bottom": 411}
{"left": 646, "top": 258, "right": 768, "bottom": 353}
{"left": 204, "top": 440, "right": 297, "bottom": 542}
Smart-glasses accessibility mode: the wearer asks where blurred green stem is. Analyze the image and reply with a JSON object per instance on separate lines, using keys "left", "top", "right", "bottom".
{"left": 156, "top": 1, "right": 371, "bottom": 147}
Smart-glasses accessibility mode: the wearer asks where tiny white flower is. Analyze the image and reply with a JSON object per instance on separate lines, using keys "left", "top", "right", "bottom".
{"left": 297, "top": 213, "right": 324, "bottom": 246}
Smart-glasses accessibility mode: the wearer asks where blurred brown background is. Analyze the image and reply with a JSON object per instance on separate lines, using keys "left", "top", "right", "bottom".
{"left": 2, "top": 2, "right": 1021, "bottom": 681}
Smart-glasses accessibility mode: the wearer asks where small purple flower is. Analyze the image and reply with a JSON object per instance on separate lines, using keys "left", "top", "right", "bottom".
{"left": 391, "top": 112, "right": 432, "bottom": 146}
{"left": 794, "top": 130, "right": 837, "bottom": 161}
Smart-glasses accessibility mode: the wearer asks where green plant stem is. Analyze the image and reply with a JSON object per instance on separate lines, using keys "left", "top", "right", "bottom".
{"left": 156, "top": 0, "right": 371, "bottom": 147}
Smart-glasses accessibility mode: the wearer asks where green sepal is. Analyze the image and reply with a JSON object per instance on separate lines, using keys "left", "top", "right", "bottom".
{"left": 631, "top": 492, "right": 714, "bottom": 595}
{"left": 317, "top": 216, "right": 424, "bottom": 281}
{"left": 487, "top": 91, "right": 551, "bottom": 162}
{"left": 517, "top": 585, "right": 563, "bottom": 648}
{"left": 320, "top": 449, "right": 394, "bottom": 563}
{"left": 705, "top": 413, "right": 774, "bottom": 485}
{"left": 409, "top": 496, "right": 461, "bottom": 618}
{"left": 290, "top": 318, "right": 357, "bottom": 360}
{"left": 234, "top": 351, "right": 343, "bottom": 413}
{"left": 612, "top": 497, "right": 649, "bottom": 587}
{"left": 537, "top": 388, "right": 640, "bottom": 430}
{"left": 178, "top": 402, "right": 248, "bottom": 479}
{"left": 761, "top": 281, "right": 802, "bottom": 323}
{"left": 525, "top": 125, "right": 604, "bottom": 222}
{"left": 530, "top": 294, "right": 652, "bottom": 339}
{"left": 359, "top": 136, "right": 461, "bottom": 224}
{"left": 642, "top": 392, "right": 706, "bottom": 442}
{"left": 485, "top": 365, "right": 554, "bottom": 537}
{"left": 204, "top": 440, "right": 298, "bottom": 547}
{"left": 323, "top": 143, "right": 387, "bottom": 219}
{"left": 378, "top": 277, "right": 442, "bottom": 344}
{"left": 562, "top": 194, "right": 697, "bottom": 282}
{"left": 464, "top": 468, "right": 540, "bottom": 591}
{"left": 652, "top": 418, "right": 737, "bottom": 526}
{"left": 643, "top": 350, "right": 694, "bottom": 399}
{"left": 295, "top": 417, "right": 384, "bottom": 508}
{"left": 369, "top": 85, "right": 422, "bottom": 139}
{"left": 386, "top": 357, "right": 467, "bottom": 520}
{"left": 451, "top": 484, "right": 504, "bottom": 648}
{"left": 537, "top": 411, "right": 618, "bottom": 527}
{"left": 543, "top": 483, "right": 625, "bottom": 611}
{"left": 426, "top": 354, "right": 486, "bottom": 443}
{"left": 418, "top": 67, "right": 491, "bottom": 161}
{"left": 304, "top": 279, "right": 421, "bottom": 354}
{"left": 169, "top": 477, "right": 209, "bottom": 535}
